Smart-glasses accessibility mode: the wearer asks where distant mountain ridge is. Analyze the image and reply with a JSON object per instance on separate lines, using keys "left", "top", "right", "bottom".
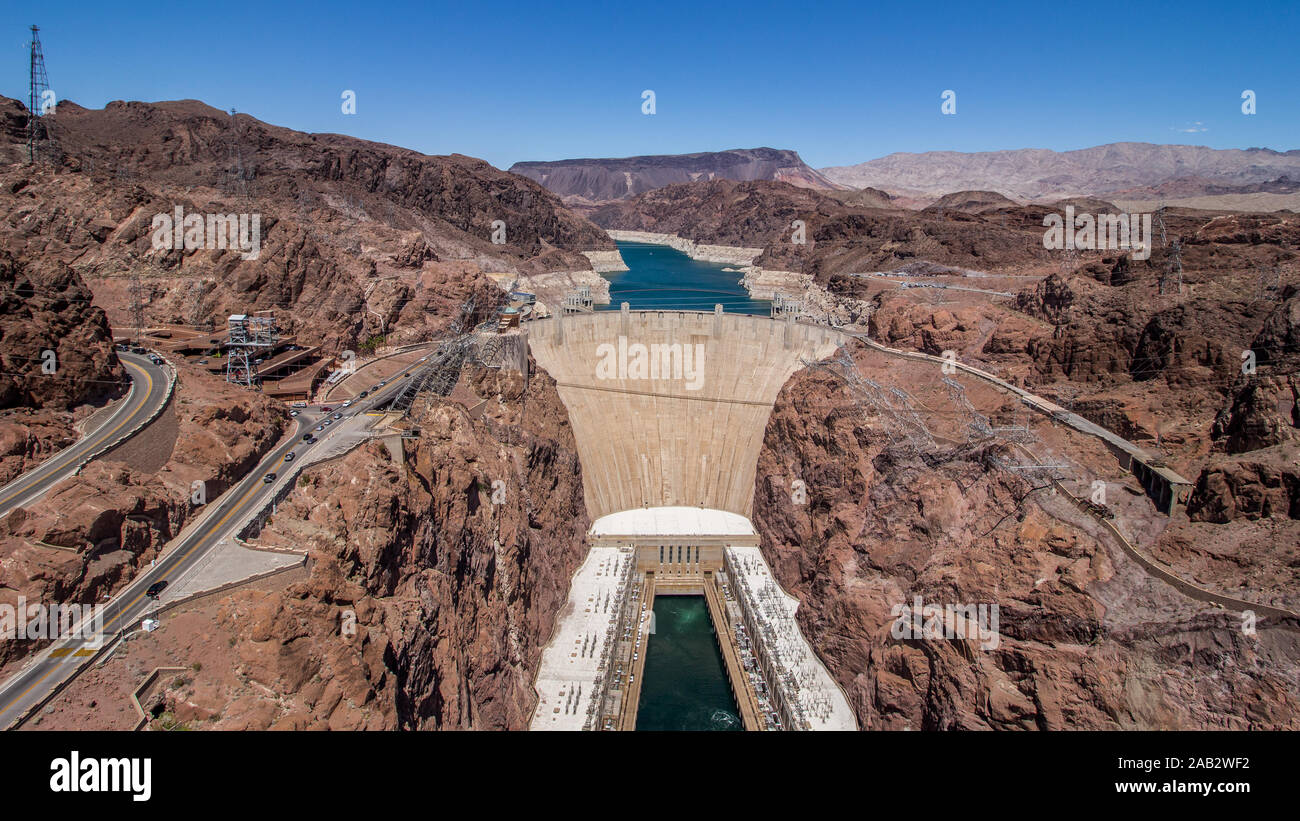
{"left": 509, "top": 147, "right": 843, "bottom": 204}
{"left": 820, "top": 142, "right": 1300, "bottom": 201}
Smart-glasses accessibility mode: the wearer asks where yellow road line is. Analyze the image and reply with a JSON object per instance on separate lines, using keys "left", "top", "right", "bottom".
{"left": 1, "top": 370, "right": 278, "bottom": 725}
{"left": 0, "top": 660, "right": 59, "bottom": 720}
{"left": 0, "top": 359, "right": 154, "bottom": 509}
{"left": 99, "top": 437, "right": 293, "bottom": 635}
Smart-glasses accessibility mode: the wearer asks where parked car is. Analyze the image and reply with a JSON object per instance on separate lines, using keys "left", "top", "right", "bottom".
{"left": 290, "top": 410, "right": 299, "bottom": 417}
{"left": 302, "top": 433, "right": 314, "bottom": 442}
{"left": 314, "top": 424, "right": 324, "bottom": 431}
{"left": 359, "top": 391, "right": 368, "bottom": 398}
{"left": 331, "top": 412, "right": 342, "bottom": 420}
{"left": 320, "top": 406, "right": 332, "bottom": 412}
{"left": 342, "top": 400, "right": 353, "bottom": 408}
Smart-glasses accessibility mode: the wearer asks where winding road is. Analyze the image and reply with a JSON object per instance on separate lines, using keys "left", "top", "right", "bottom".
{"left": 0, "top": 352, "right": 172, "bottom": 519}
{"left": 0, "top": 359, "right": 429, "bottom": 729}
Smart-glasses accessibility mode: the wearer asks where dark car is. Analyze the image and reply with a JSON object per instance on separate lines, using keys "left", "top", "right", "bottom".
{"left": 320, "top": 406, "right": 332, "bottom": 413}
{"left": 284, "top": 451, "right": 295, "bottom": 462}
{"left": 359, "top": 391, "right": 368, "bottom": 398}
{"left": 302, "top": 433, "right": 314, "bottom": 441}
{"left": 146, "top": 580, "right": 168, "bottom": 598}
{"left": 263, "top": 473, "right": 276, "bottom": 483}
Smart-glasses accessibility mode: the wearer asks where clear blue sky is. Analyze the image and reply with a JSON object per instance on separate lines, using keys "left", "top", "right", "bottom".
{"left": 6, "top": 0, "right": 1298, "bottom": 170}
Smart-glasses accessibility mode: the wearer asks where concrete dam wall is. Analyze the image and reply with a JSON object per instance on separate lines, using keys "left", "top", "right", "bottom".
{"left": 527, "top": 309, "right": 842, "bottom": 519}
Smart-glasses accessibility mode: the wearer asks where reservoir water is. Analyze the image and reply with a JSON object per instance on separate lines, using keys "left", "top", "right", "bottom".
{"left": 600, "top": 241, "right": 772, "bottom": 315}
{"left": 635, "top": 596, "right": 741, "bottom": 731}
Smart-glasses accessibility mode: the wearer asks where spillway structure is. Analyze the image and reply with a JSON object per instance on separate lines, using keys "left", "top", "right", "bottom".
{"left": 527, "top": 306, "right": 857, "bottom": 730}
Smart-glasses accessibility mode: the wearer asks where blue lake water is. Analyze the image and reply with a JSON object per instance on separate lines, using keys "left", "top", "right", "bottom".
{"left": 599, "top": 241, "right": 772, "bottom": 315}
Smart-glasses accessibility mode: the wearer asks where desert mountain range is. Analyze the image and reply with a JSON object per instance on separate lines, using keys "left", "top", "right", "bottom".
{"left": 508, "top": 147, "right": 841, "bottom": 205}
{"left": 516, "top": 142, "right": 1300, "bottom": 212}
{"left": 820, "top": 142, "right": 1300, "bottom": 203}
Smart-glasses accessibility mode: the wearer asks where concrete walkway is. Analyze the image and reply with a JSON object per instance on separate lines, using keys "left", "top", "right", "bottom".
{"left": 157, "top": 539, "right": 303, "bottom": 606}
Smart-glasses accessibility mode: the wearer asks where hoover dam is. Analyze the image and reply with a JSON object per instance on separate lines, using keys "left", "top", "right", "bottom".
{"left": 527, "top": 306, "right": 857, "bottom": 730}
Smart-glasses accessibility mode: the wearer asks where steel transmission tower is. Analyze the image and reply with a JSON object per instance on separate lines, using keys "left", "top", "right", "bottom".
{"left": 27, "top": 25, "right": 51, "bottom": 163}
{"left": 1154, "top": 208, "right": 1182, "bottom": 296}
{"left": 223, "top": 108, "right": 251, "bottom": 199}
{"left": 127, "top": 270, "right": 147, "bottom": 344}
{"left": 1258, "top": 264, "right": 1281, "bottom": 301}
{"left": 225, "top": 311, "right": 276, "bottom": 387}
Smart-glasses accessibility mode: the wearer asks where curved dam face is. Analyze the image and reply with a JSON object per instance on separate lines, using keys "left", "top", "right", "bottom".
{"left": 526, "top": 309, "right": 843, "bottom": 520}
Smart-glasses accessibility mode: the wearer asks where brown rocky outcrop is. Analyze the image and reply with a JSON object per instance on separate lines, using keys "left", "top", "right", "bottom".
{"left": 1186, "top": 445, "right": 1300, "bottom": 524}
{"left": 0, "top": 250, "right": 127, "bottom": 484}
{"left": 752, "top": 347, "right": 1300, "bottom": 729}
{"left": 0, "top": 250, "right": 123, "bottom": 410}
{"left": 0, "top": 96, "right": 611, "bottom": 357}
{"left": 137, "top": 363, "right": 589, "bottom": 730}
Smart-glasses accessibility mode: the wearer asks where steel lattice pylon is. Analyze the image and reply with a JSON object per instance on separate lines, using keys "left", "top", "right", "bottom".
{"left": 942, "top": 376, "right": 993, "bottom": 441}
{"left": 1154, "top": 207, "right": 1183, "bottom": 296}
{"left": 808, "top": 347, "right": 937, "bottom": 453}
{"left": 387, "top": 296, "right": 484, "bottom": 413}
{"left": 225, "top": 312, "right": 276, "bottom": 387}
{"left": 27, "top": 25, "right": 51, "bottom": 163}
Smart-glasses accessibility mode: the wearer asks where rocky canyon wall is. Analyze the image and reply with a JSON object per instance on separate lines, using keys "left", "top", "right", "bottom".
{"left": 750, "top": 344, "right": 1300, "bottom": 730}
{"left": 129, "top": 363, "right": 591, "bottom": 730}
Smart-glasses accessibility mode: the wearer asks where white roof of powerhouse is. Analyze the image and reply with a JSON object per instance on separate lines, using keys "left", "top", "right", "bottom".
{"left": 590, "top": 507, "right": 756, "bottom": 537}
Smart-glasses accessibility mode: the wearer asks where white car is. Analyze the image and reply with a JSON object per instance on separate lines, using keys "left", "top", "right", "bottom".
{"left": 343, "top": 400, "right": 353, "bottom": 407}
